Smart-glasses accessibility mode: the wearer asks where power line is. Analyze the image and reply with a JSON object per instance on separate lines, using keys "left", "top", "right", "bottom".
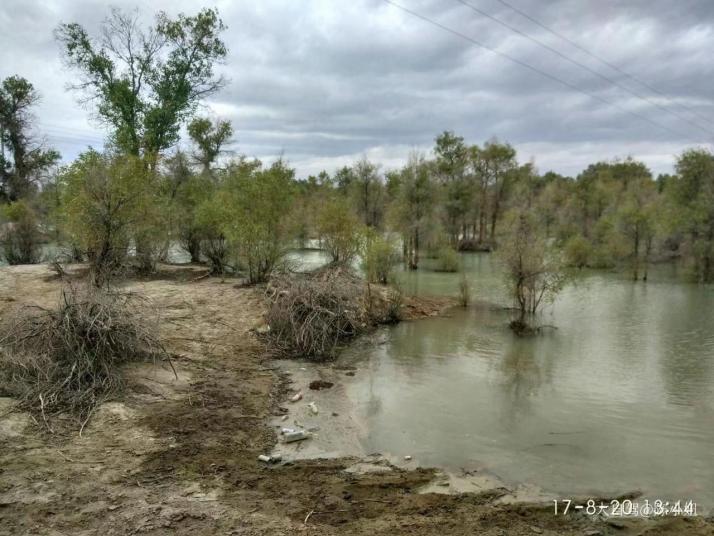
{"left": 490, "top": 0, "right": 714, "bottom": 130}
{"left": 453, "top": 0, "right": 714, "bottom": 139}
{"left": 381, "top": 0, "right": 700, "bottom": 143}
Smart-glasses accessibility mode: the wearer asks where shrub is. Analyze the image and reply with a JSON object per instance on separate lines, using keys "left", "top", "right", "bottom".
{"left": 203, "top": 159, "right": 295, "bottom": 283}
{"left": 1, "top": 200, "right": 42, "bottom": 265}
{"left": 458, "top": 274, "right": 470, "bottom": 307}
{"left": 361, "top": 232, "right": 399, "bottom": 284}
{"left": 317, "top": 197, "right": 363, "bottom": 265}
{"left": 434, "top": 247, "right": 460, "bottom": 272}
{"left": 59, "top": 151, "right": 167, "bottom": 284}
{"left": 0, "top": 285, "right": 167, "bottom": 431}
{"left": 563, "top": 234, "right": 591, "bottom": 268}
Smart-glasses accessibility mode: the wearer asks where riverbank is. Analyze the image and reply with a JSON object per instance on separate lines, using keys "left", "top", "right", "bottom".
{"left": 0, "top": 264, "right": 711, "bottom": 535}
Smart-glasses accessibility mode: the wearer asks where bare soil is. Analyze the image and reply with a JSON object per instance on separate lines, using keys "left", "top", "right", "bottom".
{"left": 0, "top": 264, "right": 712, "bottom": 536}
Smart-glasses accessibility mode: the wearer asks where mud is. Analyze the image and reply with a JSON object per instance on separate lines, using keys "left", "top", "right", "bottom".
{"left": 0, "top": 264, "right": 712, "bottom": 535}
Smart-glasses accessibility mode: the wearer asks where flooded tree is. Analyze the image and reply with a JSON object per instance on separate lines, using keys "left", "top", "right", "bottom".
{"left": 669, "top": 149, "right": 714, "bottom": 283}
{"left": 498, "top": 211, "right": 567, "bottom": 334}
{"left": 391, "top": 152, "right": 436, "bottom": 269}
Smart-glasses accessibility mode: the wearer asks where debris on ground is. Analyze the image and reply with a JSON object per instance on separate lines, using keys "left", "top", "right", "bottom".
{"left": 258, "top": 454, "right": 282, "bottom": 464}
{"left": 307, "top": 401, "right": 318, "bottom": 415}
{"left": 290, "top": 391, "right": 303, "bottom": 402}
{"left": 283, "top": 430, "right": 311, "bottom": 443}
{"left": 309, "top": 379, "right": 334, "bottom": 390}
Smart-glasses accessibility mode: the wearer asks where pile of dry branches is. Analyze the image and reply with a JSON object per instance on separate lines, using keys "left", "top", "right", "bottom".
{"left": 0, "top": 284, "right": 167, "bottom": 432}
{"left": 264, "top": 267, "right": 375, "bottom": 360}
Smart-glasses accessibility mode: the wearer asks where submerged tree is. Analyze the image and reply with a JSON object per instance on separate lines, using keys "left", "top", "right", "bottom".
{"left": 617, "top": 175, "right": 658, "bottom": 281}
{"left": 56, "top": 7, "right": 227, "bottom": 158}
{"left": 498, "top": 211, "right": 567, "bottom": 334}
{"left": 0, "top": 76, "right": 60, "bottom": 200}
{"left": 669, "top": 149, "right": 714, "bottom": 282}
{"left": 351, "top": 158, "right": 385, "bottom": 229}
{"left": 392, "top": 152, "right": 436, "bottom": 269}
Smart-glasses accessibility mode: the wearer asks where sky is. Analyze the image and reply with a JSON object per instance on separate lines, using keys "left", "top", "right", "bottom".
{"left": 2, "top": 0, "right": 714, "bottom": 178}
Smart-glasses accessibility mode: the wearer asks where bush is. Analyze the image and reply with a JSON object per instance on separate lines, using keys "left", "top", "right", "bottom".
{"left": 202, "top": 159, "right": 296, "bottom": 283}
{"left": 458, "top": 274, "right": 470, "bottom": 307}
{"left": 361, "top": 232, "right": 399, "bottom": 284}
{"left": 317, "top": 197, "right": 363, "bottom": 265}
{"left": 434, "top": 247, "right": 460, "bottom": 272}
{"left": 563, "top": 234, "right": 591, "bottom": 268}
{"left": 59, "top": 151, "right": 167, "bottom": 284}
{"left": 1, "top": 200, "right": 42, "bottom": 265}
{"left": 0, "top": 285, "right": 167, "bottom": 430}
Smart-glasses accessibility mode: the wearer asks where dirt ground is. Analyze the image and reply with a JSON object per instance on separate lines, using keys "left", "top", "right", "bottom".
{"left": 0, "top": 264, "right": 712, "bottom": 536}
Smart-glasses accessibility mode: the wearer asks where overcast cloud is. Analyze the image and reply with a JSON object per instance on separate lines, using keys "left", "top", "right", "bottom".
{"left": 2, "top": 0, "right": 714, "bottom": 177}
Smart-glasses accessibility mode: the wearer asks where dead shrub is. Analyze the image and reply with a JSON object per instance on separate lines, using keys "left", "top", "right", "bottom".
{"left": 0, "top": 284, "right": 168, "bottom": 432}
{"left": 264, "top": 267, "right": 383, "bottom": 360}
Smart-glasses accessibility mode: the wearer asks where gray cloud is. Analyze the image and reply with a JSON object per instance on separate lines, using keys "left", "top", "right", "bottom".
{"left": 2, "top": 0, "right": 714, "bottom": 178}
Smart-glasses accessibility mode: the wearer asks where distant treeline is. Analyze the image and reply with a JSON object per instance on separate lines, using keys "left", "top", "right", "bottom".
{"left": 1, "top": 7, "right": 713, "bottom": 285}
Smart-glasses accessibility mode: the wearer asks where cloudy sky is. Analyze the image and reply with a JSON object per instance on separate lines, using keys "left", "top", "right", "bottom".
{"left": 2, "top": 0, "right": 714, "bottom": 178}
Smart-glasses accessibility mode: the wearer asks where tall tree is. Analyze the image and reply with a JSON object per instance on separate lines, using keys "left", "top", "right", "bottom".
{"left": 434, "top": 131, "right": 468, "bottom": 246}
{"left": 393, "top": 152, "right": 436, "bottom": 269}
{"left": 56, "top": 7, "right": 227, "bottom": 158}
{"left": 617, "top": 175, "right": 658, "bottom": 281}
{"left": 351, "top": 158, "right": 385, "bottom": 228}
{"left": 0, "top": 76, "right": 60, "bottom": 200}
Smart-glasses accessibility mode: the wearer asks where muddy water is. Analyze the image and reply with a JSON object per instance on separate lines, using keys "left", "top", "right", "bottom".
{"left": 337, "top": 254, "right": 714, "bottom": 511}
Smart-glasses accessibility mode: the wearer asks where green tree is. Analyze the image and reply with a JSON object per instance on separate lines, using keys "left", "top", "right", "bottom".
{"left": 317, "top": 196, "right": 362, "bottom": 265}
{"left": 207, "top": 159, "right": 296, "bottom": 283}
{"left": 0, "top": 76, "right": 60, "bottom": 200}
{"left": 59, "top": 151, "right": 165, "bottom": 284}
{"left": 434, "top": 131, "right": 469, "bottom": 246}
{"left": 670, "top": 149, "right": 714, "bottom": 282}
{"left": 392, "top": 152, "right": 436, "bottom": 269}
{"left": 351, "top": 158, "right": 385, "bottom": 228}
{"left": 56, "top": 8, "right": 227, "bottom": 158}
{"left": 498, "top": 210, "right": 567, "bottom": 333}
{"left": 187, "top": 116, "right": 233, "bottom": 174}
{"left": 617, "top": 176, "right": 658, "bottom": 280}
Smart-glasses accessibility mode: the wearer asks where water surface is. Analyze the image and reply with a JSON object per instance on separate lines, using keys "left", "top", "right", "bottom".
{"left": 340, "top": 254, "right": 714, "bottom": 510}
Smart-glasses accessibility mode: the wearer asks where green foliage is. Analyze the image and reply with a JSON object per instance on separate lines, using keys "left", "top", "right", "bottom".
{"left": 317, "top": 196, "right": 363, "bottom": 265}
{"left": 187, "top": 117, "right": 233, "bottom": 172}
{"left": 56, "top": 8, "right": 227, "bottom": 156}
{"left": 668, "top": 149, "right": 714, "bottom": 282}
{"left": 361, "top": 231, "right": 399, "bottom": 284}
{"left": 350, "top": 158, "right": 386, "bottom": 228}
{"left": 202, "top": 159, "right": 296, "bottom": 283}
{"left": 458, "top": 274, "right": 470, "bottom": 307}
{"left": 563, "top": 234, "right": 591, "bottom": 268}
{"left": 391, "top": 153, "right": 436, "bottom": 269}
{"left": 1, "top": 200, "right": 42, "bottom": 264}
{"left": 59, "top": 151, "right": 166, "bottom": 283}
{"left": 0, "top": 76, "right": 60, "bottom": 200}
{"left": 498, "top": 211, "right": 567, "bottom": 330}
{"left": 434, "top": 247, "right": 460, "bottom": 273}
